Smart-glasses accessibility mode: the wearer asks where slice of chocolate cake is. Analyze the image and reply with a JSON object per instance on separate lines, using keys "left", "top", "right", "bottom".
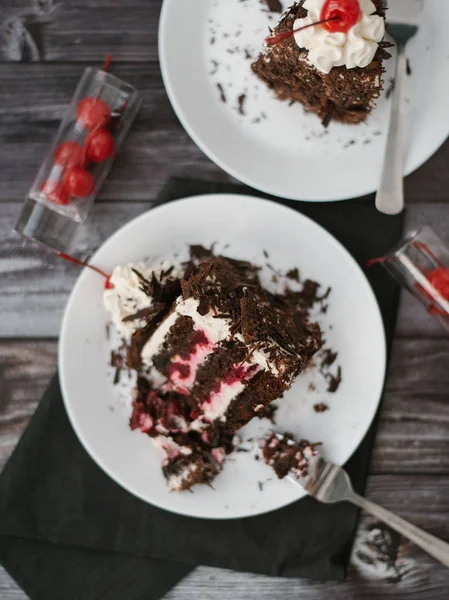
{"left": 105, "top": 251, "right": 324, "bottom": 491}
{"left": 262, "top": 431, "right": 320, "bottom": 479}
{"left": 252, "top": 0, "right": 391, "bottom": 125}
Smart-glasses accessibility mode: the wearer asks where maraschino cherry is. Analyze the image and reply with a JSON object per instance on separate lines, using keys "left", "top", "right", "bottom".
{"left": 427, "top": 267, "right": 449, "bottom": 300}
{"left": 63, "top": 166, "right": 95, "bottom": 197}
{"left": 41, "top": 180, "right": 70, "bottom": 205}
{"left": 266, "top": 0, "right": 360, "bottom": 46}
{"left": 54, "top": 140, "right": 85, "bottom": 168}
{"left": 86, "top": 128, "right": 115, "bottom": 162}
{"left": 367, "top": 240, "right": 449, "bottom": 318}
{"left": 76, "top": 97, "right": 111, "bottom": 129}
{"left": 320, "top": 0, "right": 361, "bottom": 33}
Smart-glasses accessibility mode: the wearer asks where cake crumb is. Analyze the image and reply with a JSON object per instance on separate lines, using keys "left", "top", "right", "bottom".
{"left": 314, "top": 402, "right": 329, "bottom": 413}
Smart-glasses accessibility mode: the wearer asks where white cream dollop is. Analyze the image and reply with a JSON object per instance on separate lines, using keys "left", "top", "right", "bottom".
{"left": 104, "top": 264, "right": 153, "bottom": 336}
{"left": 293, "top": 0, "right": 385, "bottom": 75}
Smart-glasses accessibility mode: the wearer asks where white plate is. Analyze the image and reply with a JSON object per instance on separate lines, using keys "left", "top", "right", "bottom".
{"left": 59, "top": 194, "right": 386, "bottom": 519}
{"left": 159, "top": 0, "right": 449, "bottom": 201}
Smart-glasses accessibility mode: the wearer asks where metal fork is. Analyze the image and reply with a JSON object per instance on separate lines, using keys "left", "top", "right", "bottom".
{"left": 375, "top": 0, "right": 422, "bottom": 215}
{"left": 290, "top": 455, "right": 449, "bottom": 567}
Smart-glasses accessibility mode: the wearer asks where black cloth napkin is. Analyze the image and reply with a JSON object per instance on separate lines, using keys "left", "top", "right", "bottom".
{"left": 0, "top": 178, "right": 404, "bottom": 600}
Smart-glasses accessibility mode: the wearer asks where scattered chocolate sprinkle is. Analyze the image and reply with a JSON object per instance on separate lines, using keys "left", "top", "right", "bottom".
{"left": 236, "top": 447, "right": 250, "bottom": 453}
{"left": 258, "top": 481, "right": 264, "bottom": 491}
{"left": 386, "top": 78, "right": 395, "bottom": 100}
{"left": 210, "top": 59, "right": 219, "bottom": 75}
{"left": 110, "top": 350, "right": 123, "bottom": 368}
{"left": 210, "top": 36, "right": 215, "bottom": 45}
{"left": 320, "top": 348, "right": 337, "bottom": 369}
{"left": 113, "top": 368, "right": 121, "bottom": 385}
{"left": 314, "top": 402, "right": 329, "bottom": 413}
{"left": 217, "top": 83, "right": 226, "bottom": 103}
{"left": 237, "top": 93, "right": 246, "bottom": 115}
{"left": 244, "top": 48, "right": 253, "bottom": 60}
{"left": 308, "top": 382, "right": 316, "bottom": 392}
{"left": 263, "top": 249, "right": 269, "bottom": 259}
{"left": 326, "top": 366, "right": 342, "bottom": 393}
{"left": 105, "top": 324, "right": 110, "bottom": 340}
{"left": 406, "top": 58, "right": 412, "bottom": 76}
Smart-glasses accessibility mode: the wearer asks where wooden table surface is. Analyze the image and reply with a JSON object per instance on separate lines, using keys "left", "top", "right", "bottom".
{"left": 1, "top": 1, "right": 449, "bottom": 598}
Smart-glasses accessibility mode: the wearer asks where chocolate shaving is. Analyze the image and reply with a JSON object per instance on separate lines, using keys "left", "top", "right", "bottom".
{"left": 325, "top": 366, "right": 342, "bottom": 393}
{"left": 237, "top": 93, "right": 246, "bottom": 115}
{"left": 286, "top": 267, "right": 300, "bottom": 282}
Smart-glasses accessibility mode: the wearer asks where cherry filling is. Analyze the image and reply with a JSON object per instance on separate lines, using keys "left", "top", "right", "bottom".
{"left": 169, "top": 362, "right": 191, "bottom": 381}
{"left": 167, "top": 329, "right": 213, "bottom": 394}
{"left": 130, "top": 391, "right": 189, "bottom": 435}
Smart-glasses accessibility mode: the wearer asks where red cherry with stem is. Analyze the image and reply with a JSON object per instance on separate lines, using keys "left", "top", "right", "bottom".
{"left": 41, "top": 180, "right": 70, "bottom": 205}
{"left": 63, "top": 166, "right": 95, "bottom": 197}
{"left": 58, "top": 252, "right": 114, "bottom": 289}
{"left": 54, "top": 140, "right": 85, "bottom": 168}
{"left": 86, "top": 128, "right": 115, "bottom": 162}
{"left": 76, "top": 97, "right": 111, "bottom": 129}
{"left": 320, "top": 0, "right": 361, "bottom": 33}
{"left": 266, "top": 15, "right": 340, "bottom": 45}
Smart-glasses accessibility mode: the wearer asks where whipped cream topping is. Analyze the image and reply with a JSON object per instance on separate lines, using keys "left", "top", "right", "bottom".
{"left": 293, "top": 0, "right": 385, "bottom": 74}
{"left": 104, "top": 261, "right": 181, "bottom": 336}
{"left": 104, "top": 264, "right": 153, "bottom": 336}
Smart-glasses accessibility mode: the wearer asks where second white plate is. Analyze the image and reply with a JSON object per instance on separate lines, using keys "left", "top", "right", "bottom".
{"left": 159, "top": 0, "right": 449, "bottom": 201}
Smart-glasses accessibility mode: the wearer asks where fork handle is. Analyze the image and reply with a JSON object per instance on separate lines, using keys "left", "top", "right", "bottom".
{"left": 350, "top": 492, "right": 449, "bottom": 568}
{"left": 375, "top": 43, "right": 407, "bottom": 215}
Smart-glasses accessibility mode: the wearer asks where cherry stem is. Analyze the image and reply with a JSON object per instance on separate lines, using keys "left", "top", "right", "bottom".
{"left": 366, "top": 256, "right": 391, "bottom": 268}
{"left": 102, "top": 54, "right": 112, "bottom": 72}
{"left": 413, "top": 241, "right": 443, "bottom": 269}
{"left": 59, "top": 252, "right": 112, "bottom": 283}
{"left": 266, "top": 15, "right": 340, "bottom": 46}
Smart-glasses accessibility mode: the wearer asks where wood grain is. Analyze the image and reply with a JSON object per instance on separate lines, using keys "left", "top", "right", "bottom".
{"left": 2, "top": 201, "right": 449, "bottom": 338}
{"left": 1, "top": 0, "right": 161, "bottom": 62}
{"left": 0, "top": 62, "right": 448, "bottom": 202}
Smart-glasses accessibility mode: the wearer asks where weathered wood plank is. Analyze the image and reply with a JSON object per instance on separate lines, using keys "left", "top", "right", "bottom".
{"left": 0, "top": 340, "right": 56, "bottom": 472}
{"left": 0, "top": 475, "right": 448, "bottom": 599}
{"left": 1, "top": 339, "right": 448, "bottom": 474}
{"left": 0, "top": 62, "right": 448, "bottom": 202}
{"left": 2, "top": 202, "right": 449, "bottom": 338}
{"left": 1, "top": 0, "right": 161, "bottom": 62}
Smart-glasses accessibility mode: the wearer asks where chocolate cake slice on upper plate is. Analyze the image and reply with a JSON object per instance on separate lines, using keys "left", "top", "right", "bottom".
{"left": 252, "top": 0, "right": 391, "bottom": 126}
